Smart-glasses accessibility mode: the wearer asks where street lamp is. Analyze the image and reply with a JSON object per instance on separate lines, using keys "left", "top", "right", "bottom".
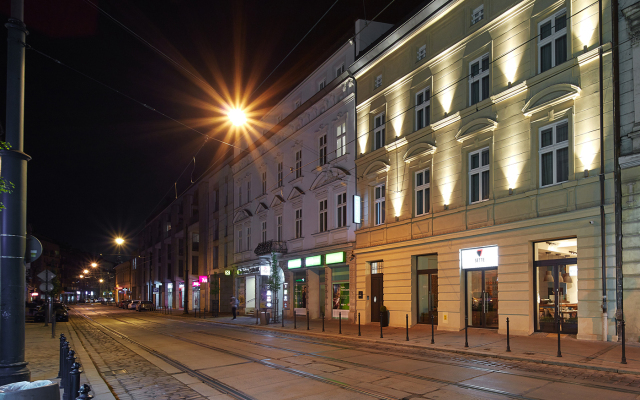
{"left": 91, "top": 262, "right": 97, "bottom": 268}
{"left": 228, "top": 109, "right": 247, "bottom": 126}
{"left": 83, "top": 269, "right": 89, "bottom": 274}
{"left": 115, "top": 237, "right": 124, "bottom": 245}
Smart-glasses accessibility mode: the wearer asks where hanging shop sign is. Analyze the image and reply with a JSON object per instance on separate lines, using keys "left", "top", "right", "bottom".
{"left": 260, "top": 265, "right": 270, "bottom": 276}
{"left": 192, "top": 281, "right": 200, "bottom": 287}
{"left": 167, "top": 283, "right": 173, "bottom": 289}
{"left": 288, "top": 259, "right": 302, "bottom": 269}
{"left": 353, "top": 195, "right": 361, "bottom": 223}
{"left": 225, "top": 270, "right": 231, "bottom": 276}
{"left": 305, "top": 255, "right": 322, "bottom": 267}
{"left": 460, "top": 246, "right": 498, "bottom": 269}
{"left": 237, "top": 266, "right": 260, "bottom": 275}
{"left": 326, "top": 252, "right": 345, "bottom": 264}
{"left": 152, "top": 287, "right": 159, "bottom": 293}
{"left": 199, "top": 275, "right": 208, "bottom": 283}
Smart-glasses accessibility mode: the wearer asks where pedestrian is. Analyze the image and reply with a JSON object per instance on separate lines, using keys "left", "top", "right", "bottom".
{"left": 230, "top": 296, "right": 238, "bottom": 319}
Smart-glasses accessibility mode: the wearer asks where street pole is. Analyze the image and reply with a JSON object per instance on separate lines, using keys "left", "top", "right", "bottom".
{"left": 0, "top": 0, "right": 31, "bottom": 384}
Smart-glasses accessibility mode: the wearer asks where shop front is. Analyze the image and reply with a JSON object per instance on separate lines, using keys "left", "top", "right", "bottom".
{"left": 192, "top": 280, "right": 201, "bottom": 310}
{"left": 235, "top": 264, "right": 284, "bottom": 319}
{"left": 462, "top": 246, "right": 499, "bottom": 329}
{"left": 167, "top": 283, "right": 173, "bottom": 309}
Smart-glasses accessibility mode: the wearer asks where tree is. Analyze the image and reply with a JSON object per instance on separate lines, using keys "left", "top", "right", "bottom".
{"left": 266, "top": 252, "right": 282, "bottom": 323}
{"left": 0, "top": 141, "right": 14, "bottom": 211}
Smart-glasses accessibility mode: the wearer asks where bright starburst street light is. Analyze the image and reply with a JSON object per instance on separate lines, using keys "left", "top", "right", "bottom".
{"left": 228, "top": 109, "right": 247, "bottom": 126}
{"left": 115, "top": 237, "right": 124, "bottom": 245}
{"left": 99, "top": 279, "right": 104, "bottom": 283}
{"left": 83, "top": 269, "right": 89, "bottom": 274}
{"left": 91, "top": 262, "right": 97, "bottom": 268}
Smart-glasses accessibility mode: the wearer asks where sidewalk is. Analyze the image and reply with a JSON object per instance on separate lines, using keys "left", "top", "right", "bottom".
{"left": 170, "top": 311, "right": 640, "bottom": 375}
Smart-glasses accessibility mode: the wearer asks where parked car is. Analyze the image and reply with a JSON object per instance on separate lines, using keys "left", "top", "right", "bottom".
{"left": 137, "top": 301, "right": 155, "bottom": 312}
{"left": 128, "top": 300, "right": 140, "bottom": 310}
{"left": 34, "top": 303, "right": 69, "bottom": 322}
{"left": 120, "top": 300, "right": 132, "bottom": 309}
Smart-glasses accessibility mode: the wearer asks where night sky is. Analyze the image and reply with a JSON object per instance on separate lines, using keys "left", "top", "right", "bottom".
{"left": 0, "top": 0, "right": 425, "bottom": 255}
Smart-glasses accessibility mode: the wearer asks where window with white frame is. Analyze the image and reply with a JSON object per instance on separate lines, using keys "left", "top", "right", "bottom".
{"left": 295, "top": 209, "right": 302, "bottom": 238}
{"left": 538, "top": 10, "right": 567, "bottom": 73}
{"left": 374, "top": 75, "right": 382, "bottom": 89}
{"left": 261, "top": 171, "right": 267, "bottom": 195}
{"left": 337, "top": 192, "right": 347, "bottom": 228}
{"left": 318, "top": 79, "right": 326, "bottom": 91}
{"left": 277, "top": 161, "right": 283, "bottom": 187}
{"left": 415, "top": 169, "right": 430, "bottom": 216}
{"left": 472, "top": 5, "right": 484, "bottom": 25}
{"left": 469, "top": 54, "right": 490, "bottom": 105}
{"left": 373, "top": 113, "right": 386, "bottom": 150}
{"left": 295, "top": 150, "right": 302, "bottom": 178}
{"left": 319, "top": 199, "right": 328, "bottom": 232}
{"left": 261, "top": 221, "right": 267, "bottom": 242}
{"left": 374, "top": 183, "right": 386, "bottom": 225}
{"left": 277, "top": 215, "right": 282, "bottom": 241}
{"left": 469, "top": 147, "right": 490, "bottom": 203}
{"left": 336, "top": 122, "right": 346, "bottom": 158}
{"left": 247, "top": 180, "right": 251, "bottom": 202}
{"left": 319, "top": 134, "right": 327, "bottom": 166}
{"left": 416, "top": 88, "right": 431, "bottom": 130}
{"left": 539, "top": 120, "right": 569, "bottom": 187}
{"left": 371, "top": 261, "right": 383, "bottom": 274}
{"left": 336, "top": 64, "right": 345, "bottom": 77}
{"left": 237, "top": 229, "right": 242, "bottom": 253}
{"left": 417, "top": 45, "right": 426, "bottom": 62}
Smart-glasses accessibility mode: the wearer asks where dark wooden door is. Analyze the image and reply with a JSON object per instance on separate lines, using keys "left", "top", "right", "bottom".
{"left": 371, "top": 273, "right": 383, "bottom": 322}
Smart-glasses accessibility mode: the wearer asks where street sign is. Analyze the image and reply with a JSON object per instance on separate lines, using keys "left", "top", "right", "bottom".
{"left": 24, "top": 235, "right": 43, "bottom": 263}
{"left": 37, "top": 269, "right": 56, "bottom": 282}
{"left": 39, "top": 283, "right": 53, "bottom": 292}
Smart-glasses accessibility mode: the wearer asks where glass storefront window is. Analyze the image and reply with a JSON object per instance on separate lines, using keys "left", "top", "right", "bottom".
{"left": 332, "top": 267, "right": 349, "bottom": 312}
{"left": 294, "top": 271, "right": 306, "bottom": 308}
{"left": 416, "top": 255, "right": 437, "bottom": 324}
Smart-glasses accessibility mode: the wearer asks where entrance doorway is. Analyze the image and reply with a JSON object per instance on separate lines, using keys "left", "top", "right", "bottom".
{"left": 466, "top": 269, "right": 498, "bottom": 328}
{"left": 371, "top": 273, "right": 383, "bottom": 322}
{"left": 418, "top": 272, "right": 438, "bottom": 324}
{"left": 193, "top": 289, "right": 200, "bottom": 311}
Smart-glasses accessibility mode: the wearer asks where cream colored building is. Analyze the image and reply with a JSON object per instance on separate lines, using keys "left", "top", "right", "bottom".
{"left": 352, "top": 0, "right": 616, "bottom": 340}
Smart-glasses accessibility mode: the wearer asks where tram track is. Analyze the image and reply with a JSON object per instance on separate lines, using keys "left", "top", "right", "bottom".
{"left": 105, "top": 310, "right": 640, "bottom": 397}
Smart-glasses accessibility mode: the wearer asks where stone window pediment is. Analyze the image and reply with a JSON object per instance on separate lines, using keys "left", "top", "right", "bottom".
{"left": 361, "top": 160, "right": 390, "bottom": 178}
{"left": 232, "top": 209, "right": 252, "bottom": 223}
{"left": 522, "top": 83, "right": 581, "bottom": 117}
{"left": 403, "top": 141, "right": 437, "bottom": 163}
{"left": 270, "top": 195, "right": 285, "bottom": 208}
{"left": 287, "top": 187, "right": 305, "bottom": 201}
{"left": 310, "top": 166, "right": 350, "bottom": 192}
{"left": 455, "top": 118, "right": 497, "bottom": 143}
{"left": 255, "top": 202, "right": 268, "bottom": 215}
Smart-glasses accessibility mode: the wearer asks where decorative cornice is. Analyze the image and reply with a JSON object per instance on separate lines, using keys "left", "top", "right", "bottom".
{"left": 384, "top": 137, "right": 408, "bottom": 151}
{"left": 456, "top": 118, "right": 498, "bottom": 143}
{"left": 620, "top": 153, "right": 640, "bottom": 170}
{"left": 430, "top": 111, "right": 461, "bottom": 132}
{"left": 490, "top": 81, "right": 527, "bottom": 104}
{"left": 522, "top": 84, "right": 581, "bottom": 117}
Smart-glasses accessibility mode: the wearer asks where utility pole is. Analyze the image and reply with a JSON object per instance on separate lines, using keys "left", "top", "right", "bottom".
{"left": 0, "top": 0, "right": 31, "bottom": 384}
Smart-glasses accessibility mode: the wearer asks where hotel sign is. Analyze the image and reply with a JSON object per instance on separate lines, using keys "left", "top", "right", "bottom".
{"left": 460, "top": 246, "right": 498, "bottom": 269}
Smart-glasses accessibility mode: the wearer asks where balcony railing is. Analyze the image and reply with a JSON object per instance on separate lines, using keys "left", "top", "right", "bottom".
{"left": 254, "top": 240, "right": 288, "bottom": 257}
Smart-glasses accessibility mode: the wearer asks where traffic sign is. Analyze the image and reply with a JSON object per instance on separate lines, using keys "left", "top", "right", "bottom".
{"left": 39, "top": 283, "right": 53, "bottom": 292}
{"left": 24, "top": 235, "right": 43, "bottom": 263}
{"left": 37, "top": 269, "right": 56, "bottom": 282}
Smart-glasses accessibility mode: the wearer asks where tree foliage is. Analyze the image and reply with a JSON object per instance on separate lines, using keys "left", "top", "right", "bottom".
{"left": 0, "top": 141, "right": 14, "bottom": 211}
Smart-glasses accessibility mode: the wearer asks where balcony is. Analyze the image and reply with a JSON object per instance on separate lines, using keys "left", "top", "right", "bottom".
{"left": 254, "top": 240, "right": 288, "bottom": 257}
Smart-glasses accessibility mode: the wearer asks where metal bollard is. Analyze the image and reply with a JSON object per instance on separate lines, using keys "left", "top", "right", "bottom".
{"left": 464, "top": 315, "right": 469, "bottom": 348}
{"left": 622, "top": 320, "right": 627, "bottom": 364}
{"left": 307, "top": 310, "right": 310, "bottom": 330}
{"left": 406, "top": 314, "right": 409, "bottom": 341}
{"left": 58, "top": 335, "right": 67, "bottom": 378}
{"left": 431, "top": 314, "right": 435, "bottom": 344}
{"left": 380, "top": 312, "right": 383, "bottom": 339}
{"left": 76, "top": 384, "right": 93, "bottom": 400}
{"left": 358, "top": 313, "right": 361, "bottom": 336}
{"left": 67, "top": 362, "right": 81, "bottom": 400}
{"left": 294, "top": 311, "right": 296, "bottom": 329}
{"left": 61, "top": 345, "right": 72, "bottom": 390}
{"left": 556, "top": 318, "right": 562, "bottom": 357}
{"left": 506, "top": 317, "right": 511, "bottom": 352}
{"left": 64, "top": 350, "right": 76, "bottom": 399}
{"left": 339, "top": 312, "right": 342, "bottom": 334}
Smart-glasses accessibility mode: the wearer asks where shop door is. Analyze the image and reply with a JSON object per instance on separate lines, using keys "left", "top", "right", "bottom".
{"left": 417, "top": 271, "right": 438, "bottom": 324}
{"left": 371, "top": 273, "right": 383, "bottom": 322}
{"left": 467, "top": 269, "right": 498, "bottom": 328}
{"left": 193, "top": 290, "right": 200, "bottom": 311}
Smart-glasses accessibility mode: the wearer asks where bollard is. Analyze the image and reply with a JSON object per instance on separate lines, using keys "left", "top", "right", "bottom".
{"left": 322, "top": 312, "right": 325, "bottom": 332}
{"left": 294, "top": 311, "right": 297, "bottom": 329}
{"left": 61, "top": 343, "right": 70, "bottom": 389}
{"left": 556, "top": 318, "right": 562, "bottom": 357}
{"left": 307, "top": 310, "right": 310, "bottom": 330}
{"left": 76, "top": 383, "right": 93, "bottom": 400}
{"left": 58, "top": 334, "right": 66, "bottom": 378}
{"left": 282, "top": 310, "right": 284, "bottom": 328}
{"left": 339, "top": 312, "right": 342, "bottom": 334}
{"left": 64, "top": 349, "right": 76, "bottom": 398}
{"left": 622, "top": 320, "right": 627, "bottom": 364}
{"left": 68, "top": 362, "right": 81, "bottom": 400}
{"left": 358, "top": 313, "right": 361, "bottom": 336}
{"left": 406, "top": 314, "right": 409, "bottom": 341}
{"left": 506, "top": 317, "right": 511, "bottom": 352}
{"left": 464, "top": 315, "right": 469, "bottom": 348}
{"left": 431, "top": 314, "right": 435, "bottom": 344}
{"left": 380, "top": 312, "right": 383, "bottom": 339}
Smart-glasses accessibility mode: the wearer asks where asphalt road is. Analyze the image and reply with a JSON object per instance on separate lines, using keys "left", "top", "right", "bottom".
{"left": 69, "top": 305, "right": 640, "bottom": 400}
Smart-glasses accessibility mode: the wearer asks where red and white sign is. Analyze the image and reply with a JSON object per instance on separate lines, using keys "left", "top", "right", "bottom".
{"left": 460, "top": 246, "right": 498, "bottom": 269}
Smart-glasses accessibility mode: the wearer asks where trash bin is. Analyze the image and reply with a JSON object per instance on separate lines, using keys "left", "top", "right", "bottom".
{"left": 0, "top": 380, "right": 59, "bottom": 400}
{"left": 259, "top": 312, "right": 269, "bottom": 325}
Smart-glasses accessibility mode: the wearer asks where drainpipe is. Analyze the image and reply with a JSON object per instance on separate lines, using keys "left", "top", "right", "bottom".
{"left": 598, "top": 0, "right": 608, "bottom": 341}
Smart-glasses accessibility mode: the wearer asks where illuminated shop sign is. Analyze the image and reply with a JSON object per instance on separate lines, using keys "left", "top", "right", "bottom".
{"left": 460, "top": 246, "right": 498, "bottom": 269}
{"left": 305, "top": 255, "right": 322, "bottom": 267}
{"left": 260, "top": 265, "right": 270, "bottom": 276}
{"left": 353, "top": 195, "right": 361, "bottom": 223}
{"left": 199, "top": 275, "right": 208, "bottom": 283}
{"left": 167, "top": 283, "right": 173, "bottom": 289}
{"left": 192, "top": 281, "right": 200, "bottom": 287}
{"left": 288, "top": 259, "right": 302, "bottom": 269}
{"left": 326, "top": 252, "right": 345, "bottom": 264}
{"left": 237, "top": 266, "right": 260, "bottom": 275}
{"left": 225, "top": 270, "right": 231, "bottom": 276}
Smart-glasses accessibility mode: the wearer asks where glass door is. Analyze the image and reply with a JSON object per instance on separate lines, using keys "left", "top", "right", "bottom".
{"left": 467, "top": 269, "right": 498, "bottom": 328}
{"left": 417, "top": 271, "right": 438, "bottom": 324}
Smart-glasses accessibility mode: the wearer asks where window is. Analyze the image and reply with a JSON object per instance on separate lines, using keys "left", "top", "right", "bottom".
{"left": 415, "top": 88, "right": 431, "bottom": 130}
{"left": 539, "top": 120, "right": 569, "bottom": 187}
{"left": 295, "top": 150, "right": 302, "bottom": 178}
{"left": 247, "top": 180, "right": 251, "bottom": 202}
{"left": 191, "top": 256, "right": 198, "bottom": 275}
{"left": 192, "top": 233, "right": 199, "bottom": 251}
{"left": 336, "top": 64, "right": 345, "bottom": 77}
{"left": 319, "top": 134, "right": 327, "bottom": 166}
{"left": 472, "top": 5, "right": 484, "bottom": 25}
{"left": 469, "top": 147, "right": 490, "bottom": 203}
{"left": 336, "top": 122, "right": 346, "bottom": 158}
{"left": 277, "top": 162, "right": 283, "bottom": 187}
{"left": 246, "top": 226, "right": 251, "bottom": 251}
{"left": 371, "top": 261, "right": 384, "bottom": 274}
{"left": 238, "top": 186, "right": 242, "bottom": 206}
{"left": 294, "top": 100, "right": 301, "bottom": 109}
{"left": 337, "top": 192, "right": 347, "bottom": 228}
{"left": 469, "top": 54, "right": 490, "bottom": 105}
{"left": 318, "top": 79, "right": 326, "bottom": 91}
{"left": 261, "top": 221, "right": 267, "bottom": 242}
{"left": 277, "top": 215, "right": 282, "bottom": 241}
{"left": 237, "top": 229, "right": 242, "bottom": 253}
{"left": 319, "top": 200, "right": 328, "bottom": 232}
{"left": 417, "top": 45, "right": 426, "bottom": 62}
{"left": 415, "top": 169, "right": 431, "bottom": 216}
{"left": 374, "top": 183, "right": 386, "bottom": 225}
{"left": 261, "top": 171, "right": 267, "bottom": 195}
{"left": 374, "top": 75, "right": 382, "bottom": 89}
{"left": 538, "top": 10, "right": 567, "bottom": 73}
{"left": 295, "top": 209, "right": 303, "bottom": 238}
{"left": 167, "top": 244, "right": 172, "bottom": 260}
{"left": 166, "top": 222, "right": 171, "bottom": 232}
{"left": 373, "top": 113, "right": 386, "bottom": 150}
